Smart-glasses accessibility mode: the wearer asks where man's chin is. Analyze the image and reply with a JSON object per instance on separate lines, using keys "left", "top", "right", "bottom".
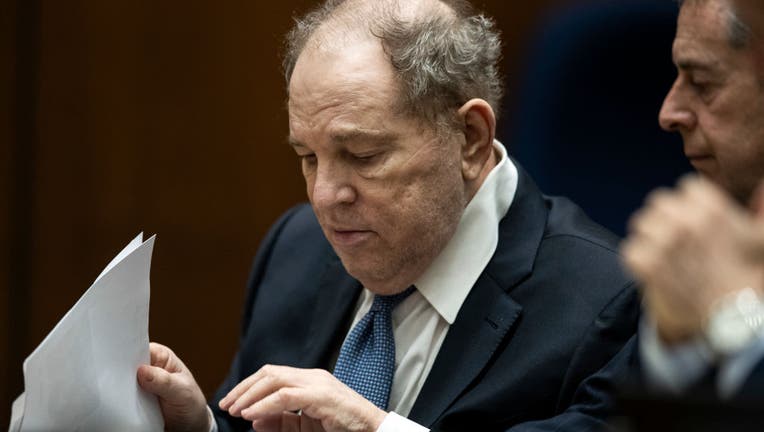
{"left": 711, "top": 175, "right": 754, "bottom": 205}
{"left": 338, "top": 257, "right": 395, "bottom": 290}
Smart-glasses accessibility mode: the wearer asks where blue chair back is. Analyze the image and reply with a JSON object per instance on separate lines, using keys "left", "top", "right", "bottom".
{"left": 503, "top": 0, "right": 691, "bottom": 236}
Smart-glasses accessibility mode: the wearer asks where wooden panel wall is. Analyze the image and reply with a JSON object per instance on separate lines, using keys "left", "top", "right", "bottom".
{"left": 1, "top": 0, "right": 17, "bottom": 425}
{"left": 2, "top": 0, "right": 570, "bottom": 425}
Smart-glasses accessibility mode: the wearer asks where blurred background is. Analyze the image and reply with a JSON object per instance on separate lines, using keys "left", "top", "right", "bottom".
{"left": 1, "top": 0, "right": 689, "bottom": 426}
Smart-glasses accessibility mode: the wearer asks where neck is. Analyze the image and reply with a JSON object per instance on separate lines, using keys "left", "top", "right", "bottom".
{"left": 464, "top": 146, "right": 499, "bottom": 203}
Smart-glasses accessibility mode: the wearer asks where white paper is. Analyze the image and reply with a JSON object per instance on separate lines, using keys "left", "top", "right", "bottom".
{"left": 9, "top": 234, "right": 164, "bottom": 431}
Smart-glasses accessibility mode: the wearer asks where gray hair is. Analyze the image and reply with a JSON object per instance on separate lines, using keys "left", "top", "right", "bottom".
{"left": 282, "top": 0, "right": 504, "bottom": 131}
{"left": 678, "top": 0, "right": 752, "bottom": 48}
{"left": 727, "top": 5, "right": 752, "bottom": 48}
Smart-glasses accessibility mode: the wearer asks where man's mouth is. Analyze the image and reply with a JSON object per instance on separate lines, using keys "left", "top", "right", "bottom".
{"left": 684, "top": 149, "right": 712, "bottom": 163}
{"left": 686, "top": 154, "right": 712, "bottom": 162}
{"left": 330, "top": 229, "right": 374, "bottom": 247}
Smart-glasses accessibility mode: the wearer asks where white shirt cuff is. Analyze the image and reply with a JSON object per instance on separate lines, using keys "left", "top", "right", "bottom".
{"left": 377, "top": 412, "right": 429, "bottom": 432}
{"left": 639, "top": 317, "right": 713, "bottom": 395}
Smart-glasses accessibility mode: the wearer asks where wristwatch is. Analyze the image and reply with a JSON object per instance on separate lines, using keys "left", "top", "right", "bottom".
{"left": 705, "top": 287, "right": 764, "bottom": 357}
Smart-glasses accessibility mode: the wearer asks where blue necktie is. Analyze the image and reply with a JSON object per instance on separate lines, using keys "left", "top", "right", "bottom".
{"left": 333, "top": 286, "right": 416, "bottom": 410}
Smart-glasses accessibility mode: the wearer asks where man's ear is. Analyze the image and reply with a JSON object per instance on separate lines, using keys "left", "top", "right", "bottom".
{"left": 457, "top": 99, "right": 496, "bottom": 181}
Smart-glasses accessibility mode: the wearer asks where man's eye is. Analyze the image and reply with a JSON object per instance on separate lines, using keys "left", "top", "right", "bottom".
{"left": 689, "top": 79, "right": 711, "bottom": 95}
{"left": 299, "top": 154, "right": 317, "bottom": 165}
{"left": 691, "top": 81, "right": 706, "bottom": 91}
{"left": 352, "top": 153, "right": 380, "bottom": 164}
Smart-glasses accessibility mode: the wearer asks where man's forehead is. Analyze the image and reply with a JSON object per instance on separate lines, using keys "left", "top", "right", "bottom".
{"left": 672, "top": 36, "right": 724, "bottom": 70}
{"left": 673, "top": 1, "right": 736, "bottom": 66}
{"left": 677, "top": 0, "right": 727, "bottom": 40}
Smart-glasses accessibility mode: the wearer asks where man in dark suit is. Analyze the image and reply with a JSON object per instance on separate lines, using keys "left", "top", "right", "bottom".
{"left": 137, "top": 0, "right": 638, "bottom": 431}
{"left": 622, "top": 0, "right": 764, "bottom": 405}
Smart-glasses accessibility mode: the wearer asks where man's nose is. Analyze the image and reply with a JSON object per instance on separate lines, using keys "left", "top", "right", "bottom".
{"left": 658, "top": 81, "right": 696, "bottom": 132}
{"left": 310, "top": 164, "right": 357, "bottom": 208}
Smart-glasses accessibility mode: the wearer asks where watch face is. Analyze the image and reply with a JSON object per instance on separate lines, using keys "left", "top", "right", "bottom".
{"left": 706, "top": 289, "right": 764, "bottom": 356}
{"left": 709, "top": 314, "right": 754, "bottom": 354}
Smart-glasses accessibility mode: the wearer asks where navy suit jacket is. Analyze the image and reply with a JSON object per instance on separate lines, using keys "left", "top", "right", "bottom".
{"left": 211, "top": 165, "right": 639, "bottom": 431}
{"left": 738, "top": 359, "right": 764, "bottom": 401}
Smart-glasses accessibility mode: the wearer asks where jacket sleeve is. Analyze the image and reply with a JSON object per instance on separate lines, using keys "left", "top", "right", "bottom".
{"left": 506, "top": 284, "right": 640, "bottom": 432}
{"left": 208, "top": 205, "right": 309, "bottom": 432}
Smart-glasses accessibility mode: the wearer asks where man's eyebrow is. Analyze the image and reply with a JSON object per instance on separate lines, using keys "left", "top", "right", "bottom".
{"left": 287, "top": 130, "right": 398, "bottom": 148}
{"left": 675, "top": 58, "right": 720, "bottom": 72}
{"left": 329, "top": 129, "right": 398, "bottom": 145}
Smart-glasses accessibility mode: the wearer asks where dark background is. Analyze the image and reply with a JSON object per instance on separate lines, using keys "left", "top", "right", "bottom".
{"left": 1, "top": 0, "right": 681, "bottom": 426}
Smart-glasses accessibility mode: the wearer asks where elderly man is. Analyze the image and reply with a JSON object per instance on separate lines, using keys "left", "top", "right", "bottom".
{"left": 623, "top": 0, "right": 764, "bottom": 401}
{"left": 138, "top": 0, "right": 638, "bottom": 431}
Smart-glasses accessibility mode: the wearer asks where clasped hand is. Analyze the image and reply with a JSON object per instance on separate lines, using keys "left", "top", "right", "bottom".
{"left": 622, "top": 176, "right": 764, "bottom": 344}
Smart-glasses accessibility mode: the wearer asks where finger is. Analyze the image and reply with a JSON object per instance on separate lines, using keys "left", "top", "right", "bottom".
{"left": 634, "top": 193, "right": 691, "bottom": 249}
{"left": 222, "top": 365, "right": 293, "bottom": 408}
{"left": 227, "top": 365, "right": 305, "bottom": 416}
{"left": 241, "top": 387, "right": 310, "bottom": 421}
{"left": 229, "top": 375, "right": 285, "bottom": 417}
{"left": 620, "top": 238, "right": 642, "bottom": 276}
{"left": 627, "top": 209, "right": 667, "bottom": 250}
{"left": 137, "top": 364, "right": 180, "bottom": 400}
{"left": 149, "top": 342, "right": 167, "bottom": 366}
{"left": 682, "top": 175, "right": 732, "bottom": 213}
{"left": 621, "top": 236, "right": 659, "bottom": 284}
{"left": 626, "top": 190, "right": 667, "bottom": 238}
{"left": 219, "top": 373, "right": 261, "bottom": 410}
{"left": 148, "top": 342, "right": 185, "bottom": 373}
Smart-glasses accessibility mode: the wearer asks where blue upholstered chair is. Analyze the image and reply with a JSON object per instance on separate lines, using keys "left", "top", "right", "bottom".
{"left": 503, "top": 0, "right": 691, "bottom": 236}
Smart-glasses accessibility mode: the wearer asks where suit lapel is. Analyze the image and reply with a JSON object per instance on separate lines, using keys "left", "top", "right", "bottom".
{"left": 408, "top": 275, "right": 522, "bottom": 426}
{"left": 409, "top": 163, "right": 550, "bottom": 426}
{"left": 301, "top": 255, "right": 362, "bottom": 368}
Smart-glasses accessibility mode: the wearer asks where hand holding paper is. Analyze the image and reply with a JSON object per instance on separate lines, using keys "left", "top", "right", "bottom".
{"left": 9, "top": 234, "right": 164, "bottom": 431}
{"left": 137, "top": 342, "right": 211, "bottom": 432}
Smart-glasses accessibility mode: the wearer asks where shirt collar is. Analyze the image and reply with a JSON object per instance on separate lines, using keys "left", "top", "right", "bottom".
{"left": 414, "top": 140, "right": 518, "bottom": 324}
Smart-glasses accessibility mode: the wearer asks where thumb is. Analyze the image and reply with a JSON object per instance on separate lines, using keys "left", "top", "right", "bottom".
{"left": 137, "top": 364, "right": 177, "bottom": 400}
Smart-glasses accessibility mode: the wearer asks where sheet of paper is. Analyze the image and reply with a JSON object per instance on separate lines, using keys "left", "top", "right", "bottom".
{"left": 9, "top": 234, "right": 164, "bottom": 431}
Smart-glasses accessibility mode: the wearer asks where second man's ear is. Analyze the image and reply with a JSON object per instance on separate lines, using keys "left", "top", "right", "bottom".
{"left": 457, "top": 98, "right": 496, "bottom": 181}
